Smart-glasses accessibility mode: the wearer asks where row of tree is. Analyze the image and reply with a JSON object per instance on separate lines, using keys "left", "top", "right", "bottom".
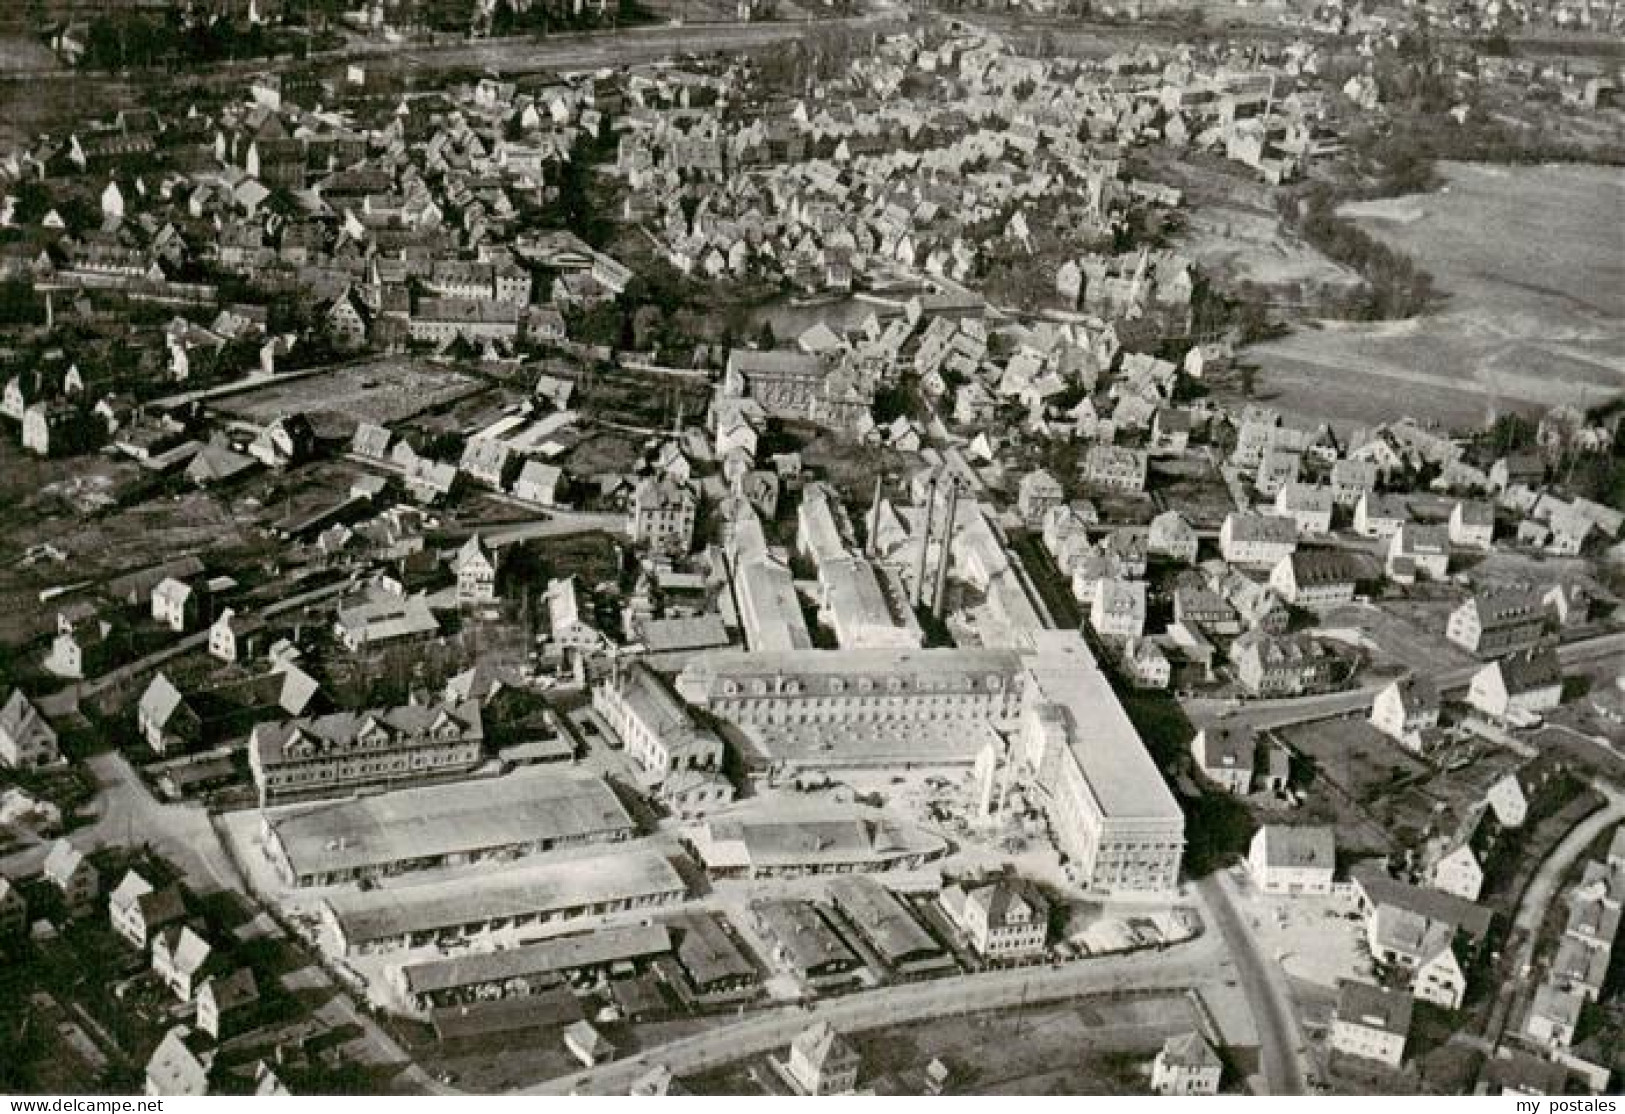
{"left": 1277, "top": 186, "right": 1439, "bottom": 321}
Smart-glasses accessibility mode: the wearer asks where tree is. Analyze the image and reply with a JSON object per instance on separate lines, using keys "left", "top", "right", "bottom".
{"left": 756, "top": 320, "right": 777, "bottom": 351}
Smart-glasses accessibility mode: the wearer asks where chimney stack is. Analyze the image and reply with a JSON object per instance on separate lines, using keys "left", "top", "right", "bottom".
{"left": 913, "top": 475, "right": 937, "bottom": 607}
{"left": 866, "top": 475, "right": 884, "bottom": 558}
{"left": 933, "top": 479, "right": 960, "bottom": 617}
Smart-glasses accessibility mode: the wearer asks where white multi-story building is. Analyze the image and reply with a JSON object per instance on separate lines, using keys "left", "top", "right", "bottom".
{"left": 1219, "top": 512, "right": 1297, "bottom": 569}
{"left": 679, "top": 630, "right": 1186, "bottom": 895}
{"left": 454, "top": 533, "right": 497, "bottom": 604}
{"left": 939, "top": 878, "right": 1049, "bottom": 958}
{"left": 628, "top": 476, "right": 697, "bottom": 556}
{"left": 593, "top": 663, "right": 724, "bottom": 778}
{"left": 1248, "top": 825, "right": 1336, "bottom": 896}
{"left": 1151, "top": 1033, "right": 1223, "bottom": 1095}
{"left": 1330, "top": 980, "right": 1412, "bottom": 1067}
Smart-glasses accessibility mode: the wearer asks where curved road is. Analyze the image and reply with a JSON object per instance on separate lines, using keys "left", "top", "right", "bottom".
{"left": 1198, "top": 872, "right": 1308, "bottom": 1096}
{"left": 519, "top": 929, "right": 1233, "bottom": 1095}
{"left": 1484, "top": 779, "right": 1625, "bottom": 1049}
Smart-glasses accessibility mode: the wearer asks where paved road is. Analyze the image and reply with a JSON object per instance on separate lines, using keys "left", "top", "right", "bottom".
{"left": 1484, "top": 779, "right": 1625, "bottom": 1050}
{"left": 519, "top": 930, "right": 1232, "bottom": 1094}
{"left": 0, "top": 752, "right": 243, "bottom": 894}
{"left": 1197, "top": 872, "right": 1308, "bottom": 1096}
{"left": 1185, "top": 629, "right": 1625, "bottom": 733}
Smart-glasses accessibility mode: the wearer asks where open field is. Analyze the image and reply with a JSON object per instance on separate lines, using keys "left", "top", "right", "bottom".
{"left": 214, "top": 360, "right": 484, "bottom": 433}
{"left": 1246, "top": 162, "right": 1625, "bottom": 433}
{"left": 0, "top": 35, "right": 58, "bottom": 74}
{"left": 1279, "top": 716, "right": 1429, "bottom": 814}
{"left": 1185, "top": 204, "right": 1362, "bottom": 294}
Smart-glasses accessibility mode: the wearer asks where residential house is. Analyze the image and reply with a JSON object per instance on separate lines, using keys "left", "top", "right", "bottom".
{"left": 786, "top": 1022, "right": 861, "bottom": 1096}
{"left": 1151, "top": 408, "right": 1194, "bottom": 454}
{"left": 454, "top": 533, "right": 498, "bottom": 605}
{"left": 151, "top": 577, "right": 198, "bottom": 632}
{"left": 1431, "top": 842, "right": 1485, "bottom": 903}
{"left": 1174, "top": 587, "right": 1240, "bottom": 636}
{"left": 1490, "top": 452, "right": 1544, "bottom": 492}
{"left": 1387, "top": 525, "right": 1450, "bottom": 583}
{"left": 629, "top": 476, "right": 697, "bottom": 557}
{"left": 1218, "top": 513, "right": 1297, "bottom": 570}
{"left": 45, "top": 611, "right": 112, "bottom": 680}
{"left": 109, "top": 869, "right": 186, "bottom": 950}
{"left": 1485, "top": 772, "right": 1531, "bottom": 829}
{"left": 1525, "top": 983, "right": 1585, "bottom": 1049}
{"left": 145, "top": 1026, "right": 215, "bottom": 1097}
{"left": 1125, "top": 638, "right": 1172, "bottom": 690}
{"left": 1255, "top": 448, "right": 1301, "bottom": 497}
{"left": 1, "top": 689, "right": 60, "bottom": 769}
{"left": 513, "top": 461, "right": 564, "bottom": 507}
{"left": 939, "top": 878, "right": 1049, "bottom": 958}
{"left": 1467, "top": 649, "right": 1564, "bottom": 722}
{"left": 1412, "top": 937, "right": 1471, "bottom": 1010}
{"left": 1274, "top": 482, "right": 1333, "bottom": 535}
{"left": 460, "top": 437, "right": 514, "bottom": 490}
{"left": 1248, "top": 825, "right": 1336, "bottom": 896}
{"left": 207, "top": 609, "right": 243, "bottom": 664}
{"left": 152, "top": 925, "right": 218, "bottom": 1001}
{"left": 1148, "top": 511, "right": 1199, "bottom": 564}
{"left": 138, "top": 673, "right": 202, "bottom": 756}
{"left": 1270, "top": 550, "right": 1363, "bottom": 609}
{"left": 1330, "top": 459, "right": 1377, "bottom": 506}
{"left": 1151, "top": 1032, "right": 1223, "bottom": 1096}
{"left": 1232, "top": 631, "right": 1339, "bottom": 697}
{"left": 1330, "top": 980, "right": 1412, "bottom": 1068}
{"left": 43, "top": 839, "right": 99, "bottom": 917}
{"left": 1447, "top": 588, "right": 1549, "bottom": 657}
{"left": 1448, "top": 500, "right": 1495, "bottom": 550}
{"left": 195, "top": 969, "right": 259, "bottom": 1041}
{"left": 1191, "top": 723, "right": 1289, "bottom": 796}
{"left": 548, "top": 577, "right": 606, "bottom": 653}
{"left": 1017, "top": 469, "right": 1064, "bottom": 524}
{"left": 1369, "top": 676, "right": 1441, "bottom": 752}
{"left": 1354, "top": 493, "right": 1409, "bottom": 539}
{"left": 1090, "top": 579, "right": 1146, "bottom": 640}
{"left": 1083, "top": 445, "right": 1148, "bottom": 493}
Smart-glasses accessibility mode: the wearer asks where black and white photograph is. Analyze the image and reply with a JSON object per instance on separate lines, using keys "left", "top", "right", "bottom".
{"left": 0, "top": 0, "right": 1621, "bottom": 1099}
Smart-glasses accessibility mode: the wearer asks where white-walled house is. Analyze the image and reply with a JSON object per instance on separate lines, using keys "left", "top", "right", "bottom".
{"left": 1467, "top": 650, "right": 1564, "bottom": 721}
{"left": 1369, "top": 676, "right": 1441, "bottom": 751}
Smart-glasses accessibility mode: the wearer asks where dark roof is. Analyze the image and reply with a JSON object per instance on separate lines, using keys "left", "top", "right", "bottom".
{"left": 1351, "top": 863, "right": 1493, "bottom": 939}
{"left": 1286, "top": 549, "right": 1366, "bottom": 585}
{"left": 1494, "top": 647, "right": 1562, "bottom": 695}
{"left": 1335, "top": 979, "right": 1413, "bottom": 1036}
{"left": 429, "top": 987, "right": 584, "bottom": 1041}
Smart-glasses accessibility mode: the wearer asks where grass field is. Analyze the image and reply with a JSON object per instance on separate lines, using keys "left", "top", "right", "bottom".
{"left": 1245, "top": 161, "right": 1625, "bottom": 433}
{"left": 0, "top": 35, "right": 58, "bottom": 74}
{"left": 1280, "top": 716, "right": 1430, "bottom": 813}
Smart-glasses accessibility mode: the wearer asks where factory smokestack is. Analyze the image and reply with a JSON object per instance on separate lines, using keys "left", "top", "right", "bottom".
{"left": 866, "top": 475, "right": 883, "bottom": 558}
{"left": 913, "top": 475, "right": 937, "bottom": 607}
{"left": 933, "top": 478, "right": 960, "bottom": 617}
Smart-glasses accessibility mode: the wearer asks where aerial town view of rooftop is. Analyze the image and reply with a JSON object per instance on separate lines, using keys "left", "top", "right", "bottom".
{"left": 0, "top": 0, "right": 1620, "bottom": 1100}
